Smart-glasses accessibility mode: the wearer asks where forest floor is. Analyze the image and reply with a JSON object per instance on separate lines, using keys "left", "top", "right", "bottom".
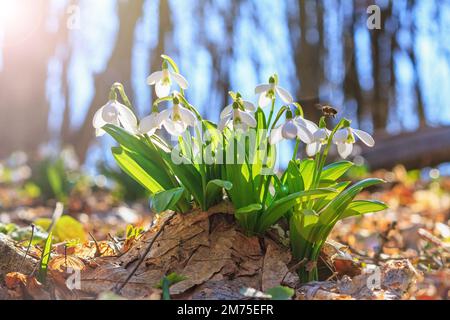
{"left": 0, "top": 166, "right": 449, "bottom": 300}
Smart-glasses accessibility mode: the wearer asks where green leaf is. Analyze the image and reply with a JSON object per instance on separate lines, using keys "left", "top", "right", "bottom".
{"left": 112, "top": 147, "right": 165, "bottom": 194}
{"left": 257, "top": 188, "right": 337, "bottom": 233}
{"left": 235, "top": 203, "right": 262, "bottom": 232}
{"left": 320, "top": 161, "right": 354, "bottom": 182}
{"left": 38, "top": 202, "right": 64, "bottom": 283}
{"left": 300, "top": 159, "right": 315, "bottom": 190}
{"left": 319, "top": 178, "right": 385, "bottom": 225}
{"left": 205, "top": 179, "right": 232, "bottom": 208}
{"left": 266, "top": 286, "right": 294, "bottom": 300}
{"left": 46, "top": 165, "right": 64, "bottom": 201}
{"left": 156, "top": 272, "right": 187, "bottom": 289}
{"left": 35, "top": 216, "right": 87, "bottom": 243}
{"left": 283, "top": 160, "right": 304, "bottom": 193}
{"left": 151, "top": 187, "right": 185, "bottom": 213}
{"left": 38, "top": 230, "right": 53, "bottom": 283}
{"left": 156, "top": 272, "right": 188, "bottom": 301}
{"left": 341, "top": 200, "right": 387, "bottom": 219}
{"left": 290, "top": 209, "right": 319, "bottom": 260}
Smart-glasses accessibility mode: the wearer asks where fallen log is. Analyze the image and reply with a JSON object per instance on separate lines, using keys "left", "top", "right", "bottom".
{"left": 362, "top": 126, "right": 450, "bottom": 170}
{"left": 0, "top": 234, "right": 38, "bottom": 280}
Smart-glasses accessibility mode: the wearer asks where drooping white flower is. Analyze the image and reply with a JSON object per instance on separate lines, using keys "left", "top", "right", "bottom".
{"left": 93, "top": 100, "right": 138, "bottom": 137}
{"left": 139, "top": 112, "right": 161, "bottom": 136}
{"left": 254, "top": 77, "right": 293, "bottom": 107}
{"left": 306, "top": 127, "right": 331, "bottom": 157}
{"left": 269, "top": 118, "right": 314, "bottom": 145}
{"left": 218, "top": 105, "right": 257, "bottom": 131}
{"left": 332, "top": 127, "right": 375, "bottom": 159}
{"left": 147, "top": 68, "right": 188, "bottom": 98}
{"left": 158, "top": 102, "right": 197, "bottom": 137}
{"left": 220, "top": 100, "right": 255, "bottom": 119}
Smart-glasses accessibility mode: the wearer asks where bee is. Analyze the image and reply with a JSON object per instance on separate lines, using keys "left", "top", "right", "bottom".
{"left": 315, "top": 103, "right": 338, "bottom": 118}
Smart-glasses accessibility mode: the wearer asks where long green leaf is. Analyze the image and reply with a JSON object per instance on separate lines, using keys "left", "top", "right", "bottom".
{"left": 320, "top": 161, "right": 354, "bottom": 181}
{"left": 152, "top": 187, "right": 185, "bottom": 213}
{"left": 341, "top": 200, "right": 387, "bottom": 219}
{"left": 300, "top": 159, "right": 315, "bottom": 190}
{"left": 38, "top": 202, "right": 64, "bottom": 283}
{"left": 257, "top": 188, "right": 337, "bottom": 233}
{"left": 112, "top": 147, "right": 165, "bottom": 194}
{"left": 318, "top": 178, "right": 385, "bottom": 225}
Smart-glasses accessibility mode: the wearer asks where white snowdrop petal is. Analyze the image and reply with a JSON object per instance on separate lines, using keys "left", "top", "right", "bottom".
{"left": 93, "top": 106, "right": 107, "bottom": 129}
{"left": 218, "top": 113, "right": 232, "bottom": 131}
{"left": 275, "top": 86, "right": 293, "bottom": 104}
{"left": 139, "top": 113, "right": 159, "bottom": 135}
{"left": 155, "top": 81, "right": 171, "bottom": 98}
{"left": 157, "top": 108, "right": 172, "bottom": 123}
{"left": 220, "top": 104, "right": 233, "bottom": 119}
{"left": 163, "top": 120, "right": 186, "bottom": 137}
{"left": 95, "top": 128, "right": 106, "bottom": 137}
{"left": 337, "top": 143, "right": 353, "bottom": 159}
{"left": 303, "top": 118, "right": 319, "bottom": 132}
{"left": 333, "top": 129, "right": 348, "bottom": 144}
{"left": 179, "top": 106, "right": 197, "bottom": 126}
{"left": 269, "top": 126, "right": 284, "bottom": 145}
{"left": 116, "top": 104, "right": 138, "bottom": 134}
{"left": 281, "top": 121, "right": 298, "bottom": 140}
{"left": 258, "top": 93, "right": 272, "bottom": 108}
{"left": 101, "top": 103, "right": 119, "bottom": 122}
{"left": 147, "top": 71, "right": 163, "bottom": 85}
{"left": 170, "top": 71, "right": 189, "bottom": 89}
{"left": 313, "top": 129, "right": 328, "bottom": 142}
{"left": 254, "top": 84, "right": 271, "bottom": 94}
{"left": 296, "top": 124, "right": 314, "bottom": 144}
{"left": 239, "top": 111, "right": 257, "bottom": 128}
{"left": 306, "top": 142, "right": 321, "bottom": 157}
{"left": 243, "top": 100, "right": 256, "bottom": 111}
{"left": 352, "top": 129, "right": 375, "bottom": 147}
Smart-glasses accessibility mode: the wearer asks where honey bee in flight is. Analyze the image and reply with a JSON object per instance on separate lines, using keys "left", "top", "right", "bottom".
{"left": 315, "top": 103, "right": 338, "bottom": 118}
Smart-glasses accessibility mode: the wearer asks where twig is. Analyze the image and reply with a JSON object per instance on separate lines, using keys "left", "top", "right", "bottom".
{"left": 89, "top": 232, "right": 102, "bottom": 257}
{"left": 114, "top": 212, "right": 176, "bottom": 294}
{"left": 20, "top": 224, "right": 35, "bottom": 272}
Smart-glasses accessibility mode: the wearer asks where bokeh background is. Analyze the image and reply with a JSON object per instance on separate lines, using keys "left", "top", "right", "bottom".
{"left": 0, "top": 0, "right": 450, "bottom": 175}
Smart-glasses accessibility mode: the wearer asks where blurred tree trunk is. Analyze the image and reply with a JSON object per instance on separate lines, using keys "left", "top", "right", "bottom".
{"left": 369, "top": 2, "right": 393, "bottom": 130}
{"left": 71, "top": 0, "right": 144, "bottom": 162}
{"left": 292, "top": 0, "right": 324, "bottom": 124}
{"left": 150, "top": 0, "right": 172, "bottom": 104}
{"left": 0, "top": 1, "right": 60, "bottom": 158}
{"left": 407, "top": 0, "right": 427, "bottom": 128}
{"left": 343, "top": 11, "right": 365, "bottom": 126}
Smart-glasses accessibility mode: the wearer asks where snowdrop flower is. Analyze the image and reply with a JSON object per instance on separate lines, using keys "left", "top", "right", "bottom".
{"left": 270, "top": 116, "right": 314, "bottom": 145}
{"left": 139, "top": 112, "right": 161, "bottom": 136}
{"left": 306, "top": 127, "right": 331, "bottom": 157}
{"left": 332, "top": 127, "right": 375, "bottom": 159}
{"left": 147, "top": 66, "right": 188, "bottom": 98}
{"left": 255, "top": 76, "right": 293, "bottom": 108}
{"left": 218, "top": 103, "right": 257, "bottom": 131}
{"left": 220, "top": 100, "right": 255, "bottom": 119}
{"left": 93, "top": 100, "right": 138, "bottom": 137}
{"left": 158, "top": 100, "right": 197, "bottom": 137}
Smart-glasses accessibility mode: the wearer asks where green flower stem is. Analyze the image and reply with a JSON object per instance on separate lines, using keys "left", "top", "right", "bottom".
{"left": 112, "top": 83, "right": 133, "bottom": 111}
{"left": 292, "top": 139, "right": 300, "bottom": 161}
{"left": 267, "top": 99, "right": 275, "bottom": 129}
{"left": 312, "top": 119, "right": 346, "bottom": 190}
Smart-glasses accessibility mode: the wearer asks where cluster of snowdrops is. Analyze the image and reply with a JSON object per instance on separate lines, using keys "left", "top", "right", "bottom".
{"left": 93, "top": 55, "right": 387, "bottom": 282}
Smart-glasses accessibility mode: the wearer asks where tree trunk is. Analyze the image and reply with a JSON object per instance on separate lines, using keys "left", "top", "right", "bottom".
{"left": 0, "top": 1, "right": 58, "bottom": 157}
{"left": 71, "top": 0, "right": 144, "bottom": 162}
